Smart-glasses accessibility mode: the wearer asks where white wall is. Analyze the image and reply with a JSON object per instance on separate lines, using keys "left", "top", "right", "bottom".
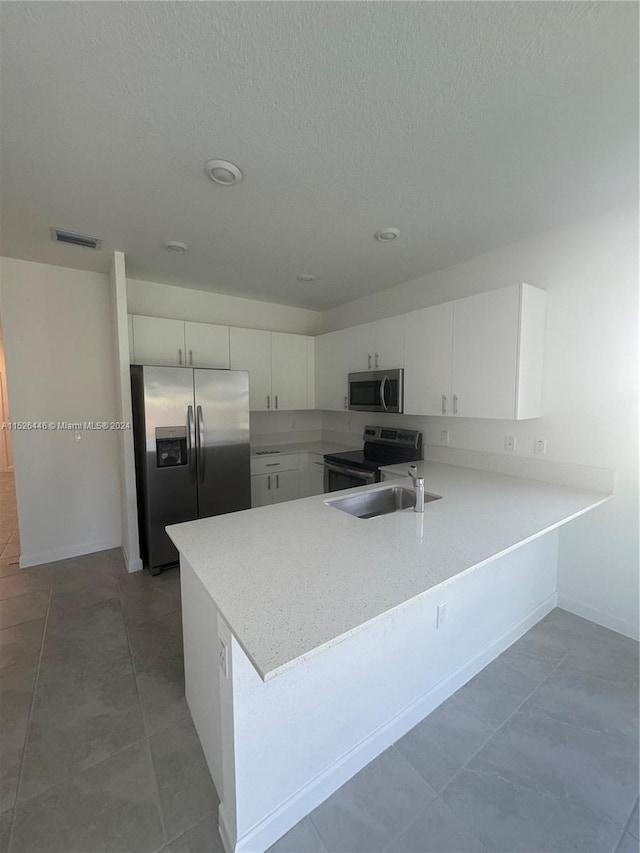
{"left": 109, "top": 252, "right": 141, "bottom": 572}
{"left": 0, "top": 323, "right": 13, "bottom": 471}
{"left": 319, "top": 208, "right": 639, "bottom": 638}
{"left": 127, "top": 278, "right": 321, "bottom": 335}
{"left": 0, "top": 257, "right": 122, "bottom": 566}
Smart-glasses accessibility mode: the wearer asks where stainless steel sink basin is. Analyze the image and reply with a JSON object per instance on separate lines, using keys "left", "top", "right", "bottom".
{"left": 325, "top": 486, "right": 442, "bottom": 519}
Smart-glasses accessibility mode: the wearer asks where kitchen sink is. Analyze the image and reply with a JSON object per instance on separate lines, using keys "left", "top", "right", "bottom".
{"left": 325, "top": 485, "right": 442, "bottom": 519}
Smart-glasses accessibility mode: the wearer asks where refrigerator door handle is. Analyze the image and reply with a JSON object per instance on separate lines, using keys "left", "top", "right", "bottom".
{"left": 187, "top": 405, "right": 196, "bottom": 480}
{"left": 196, "top": 405, "right": 205, "bottom": 482}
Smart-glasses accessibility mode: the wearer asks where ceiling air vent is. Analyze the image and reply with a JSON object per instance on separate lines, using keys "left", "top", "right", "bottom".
{"left": 50, "top": 228, "right": 102, "bottom": 249}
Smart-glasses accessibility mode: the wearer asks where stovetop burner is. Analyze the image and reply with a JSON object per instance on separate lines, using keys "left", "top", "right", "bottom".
{"left": 324, "top": 425, "right": 422, "bottom": 474}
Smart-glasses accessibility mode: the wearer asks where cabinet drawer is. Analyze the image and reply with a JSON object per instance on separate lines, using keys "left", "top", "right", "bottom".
{"left": 250, "top": 453, "right": 300, "bottom": 475}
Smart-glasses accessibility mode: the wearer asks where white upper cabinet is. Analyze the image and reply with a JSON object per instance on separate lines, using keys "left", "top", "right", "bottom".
{"left": 404, "top": 303, "right": 454, "bottom": 415}
{"left": 230, "top": 328, "right": 312, "bottom": 411}
{"left": 229, "top": 327, "right": 272, "bottom": 411}
{"left": 131, "top": 316, "right": 186, "bottom": 366}
{"left": 372, "top": 316, "right": 405, "bottom": 370}
{"left": 315, "top": 324, "right": 372, "bottom": 410}
{"left": 271, "top": 333, "right": 309, "bottom": 411}
{"left": 316, "top": 330, "right": 348, "bottom": 411}
{"left": 184, "top": 321, "right": 230, "bottom": 369}
{"left": 451, "top": 283, "right": 545, "bottom": 420}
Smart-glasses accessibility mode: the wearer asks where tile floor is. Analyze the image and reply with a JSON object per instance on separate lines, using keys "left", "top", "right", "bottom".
{"left": 0, "top": 548, "right": 638, "bottom": 853}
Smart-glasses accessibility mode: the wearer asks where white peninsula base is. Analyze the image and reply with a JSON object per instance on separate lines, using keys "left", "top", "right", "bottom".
{"left": 180, "top": 530, "right": 560, "bottom": 853}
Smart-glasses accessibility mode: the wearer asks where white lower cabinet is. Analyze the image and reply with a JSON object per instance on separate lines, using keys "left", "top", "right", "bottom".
{"left": 251, "top": 452, "right": 326, "bottom": 506}
{"left": 251, "top": 470, "right": 300, "bottom": 506}
{"left": 299, "top": 453, "right": 325, "bottom": 497}
{"left": 271, "top": 469, "right": 299, "bottom": 503}
{"left": 250, "top": 453, "right": 301, "bottom": 507}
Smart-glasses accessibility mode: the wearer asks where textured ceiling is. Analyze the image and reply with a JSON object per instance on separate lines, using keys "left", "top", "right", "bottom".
{"left": 0, "top": 2, "right": 637, "bottom": 310}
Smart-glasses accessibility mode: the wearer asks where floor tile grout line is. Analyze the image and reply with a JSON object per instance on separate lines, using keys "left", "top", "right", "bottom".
{"left": 434, "top": 651, "right": 570, "bottom": 799}
{"left": 119, "top": 580, "right": 171, "bottom": 848}
{"left": 372, "top": 651, "right": 573, "bottom": 853}
{"left": 621, "top": 796, "right": 639, "bottom": 839}
{"left": 6, "top": 581, "right": 53, "bottom": 853}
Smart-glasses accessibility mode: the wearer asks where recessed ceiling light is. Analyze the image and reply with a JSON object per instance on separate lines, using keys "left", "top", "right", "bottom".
{"left": 164, "top": 241, "right": 189, "bottom": 253}
{"left": 204, "top": 159, "right": 243, "bottom": 186}
{"left": 297, "top": 274, "right": 316, "bottom": 283}
{"left": 374, "top": 228, "right": 400, "bottom": 242}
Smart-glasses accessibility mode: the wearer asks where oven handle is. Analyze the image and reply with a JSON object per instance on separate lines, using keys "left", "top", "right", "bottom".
{"left": 324, "top": 461, "right": 377, "bottom": 483}
{"left": 380, "top": 375, "right": 389, "bottom": 412}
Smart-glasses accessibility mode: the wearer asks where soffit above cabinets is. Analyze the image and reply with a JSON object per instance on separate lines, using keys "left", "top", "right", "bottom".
{"left": 0, "top": 3, "right": 636, "bottom": 310}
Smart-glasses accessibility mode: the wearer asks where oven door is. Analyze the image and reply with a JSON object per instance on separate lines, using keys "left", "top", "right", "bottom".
{"left": 324, "top": 461, "right": 378, "bottom": 493}
{"left": 348, "top": 369, "right": 403, "bottom": 413}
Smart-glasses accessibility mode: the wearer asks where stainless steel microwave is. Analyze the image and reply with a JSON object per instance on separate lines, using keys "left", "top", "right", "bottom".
{"left": 347, "top": 369, "right": 404, "bottom": 413}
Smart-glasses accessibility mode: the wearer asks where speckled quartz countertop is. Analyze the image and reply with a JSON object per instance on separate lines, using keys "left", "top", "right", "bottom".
{"left": 250, "top": 441, "right": 356, "bottom": 457}
{"left": 167, "top": 462, "right": 610, "bottom": 682}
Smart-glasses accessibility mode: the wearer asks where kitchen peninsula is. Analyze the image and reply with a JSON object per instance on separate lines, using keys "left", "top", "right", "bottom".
{"left": 167, "top": 462, "right": 610, "bottom": 853}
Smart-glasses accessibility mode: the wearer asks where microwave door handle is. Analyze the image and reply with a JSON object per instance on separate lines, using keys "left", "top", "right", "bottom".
{"left": 380, "top": 376, "right": 389, "bottom": 412}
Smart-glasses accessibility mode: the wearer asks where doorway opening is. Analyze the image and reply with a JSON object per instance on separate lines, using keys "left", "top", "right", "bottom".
{"left": 0, "top": 320, "right": 20, "bottom": 570}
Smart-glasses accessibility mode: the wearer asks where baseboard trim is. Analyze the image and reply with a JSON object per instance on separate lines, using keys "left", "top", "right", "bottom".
{"left": 218, "top": 806, "right": 235, "bottom": 853}
{"left": 233, "top": 592, "right": 557, "bottom": 853}
{"left": 19, "top": 539, "right": 122, "bottom": 569}
{"left": 557, "top": 594, "right": 639, "bottom": 641}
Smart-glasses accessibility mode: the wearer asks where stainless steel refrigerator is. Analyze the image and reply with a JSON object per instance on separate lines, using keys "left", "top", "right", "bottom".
{"left": 130, "top": 365, "right": 251, "bottom": 574}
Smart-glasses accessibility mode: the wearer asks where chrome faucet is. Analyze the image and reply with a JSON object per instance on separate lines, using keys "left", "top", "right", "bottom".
{"left": 408, "top": 465, "right": 425, "bottom": 513}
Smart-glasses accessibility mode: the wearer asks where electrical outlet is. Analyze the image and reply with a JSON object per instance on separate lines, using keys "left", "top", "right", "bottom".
{"left": 440, "top": 429, "right": 450, "bottom": 445}
{"left": 219, "top": 637, "right": 228, "bottom": 678}
{"left": 534, "top": 438, "right": 547, "bottom": 455}
{"left": 504, "top": 435, "right": 516, "bottom": 452}
{"left": 436, "top": 602, "right": 448, "bottom": 628}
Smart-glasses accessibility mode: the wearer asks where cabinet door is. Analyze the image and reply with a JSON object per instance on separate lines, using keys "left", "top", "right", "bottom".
{"left": 229, "top": 328, "right": 272, "bottom": 411}
{"left": 271, "top": 333, "right": 308, "bottom": 410}
{"left": 354, "top": 323, "right": 376, "bottom": 371}
{"left": 272, "top": 469, "right": 299, "bottom": 504}
{"left": 132, "top": 316, "right": 186, "bottom": 366}
{"left": 452, "top": 287, "right": 519, "bottom": 419}
{"left": 404, "top": 303, "right": 454, "bottom": 415}
{"left": 185, "top": 322, "right": 230, "bottom": 368}
{"left": 316, "top": 330, "right": 348, "bottom": 411}
{"left": 299, "top": 454, "right": 325, "bottom": 497}
{"left": 250, "top": 474, "right": 273, "bottom": 508}
{"left": 373, "top": 316, "right": 405, "bottom": 370}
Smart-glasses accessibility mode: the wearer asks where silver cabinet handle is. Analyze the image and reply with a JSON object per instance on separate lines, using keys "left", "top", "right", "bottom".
{"left": 189, "top": 349, "right": 193, "bottom": 366}
{"left": 344, "top": 395, "right": 348, "bottom": 409}
{"left": 265, "top": 462, "right": 280, "bottom": 467}
{"left": 276, "top": 473, "right": 279, "bottom": 488}
{"left": 453, "top": 394, "right": 458, "bottom": 415}
{"left": 178, "top": 348, "right": 183, "bottom": 366}
{"left": 275, "top": 395, "right": 278, "bottom": 409}
{"left": 267, "top": 395, "right": 271, "bottom": 409}
{"left": 375, "top": 353, "right": 379, "bottom": 368}
{"left": 267, "top": 475, "right": 271, "bottom": 490}
{"left": 441, "top": 395, "right": 447, "bottom": 415}
{"left": 368, "top": 353, "right": 372, "bottom": 369}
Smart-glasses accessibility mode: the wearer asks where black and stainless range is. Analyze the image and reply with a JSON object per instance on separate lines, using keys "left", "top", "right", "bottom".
{"left": 324, "top": 425, "right": 423, "bottom": 493}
